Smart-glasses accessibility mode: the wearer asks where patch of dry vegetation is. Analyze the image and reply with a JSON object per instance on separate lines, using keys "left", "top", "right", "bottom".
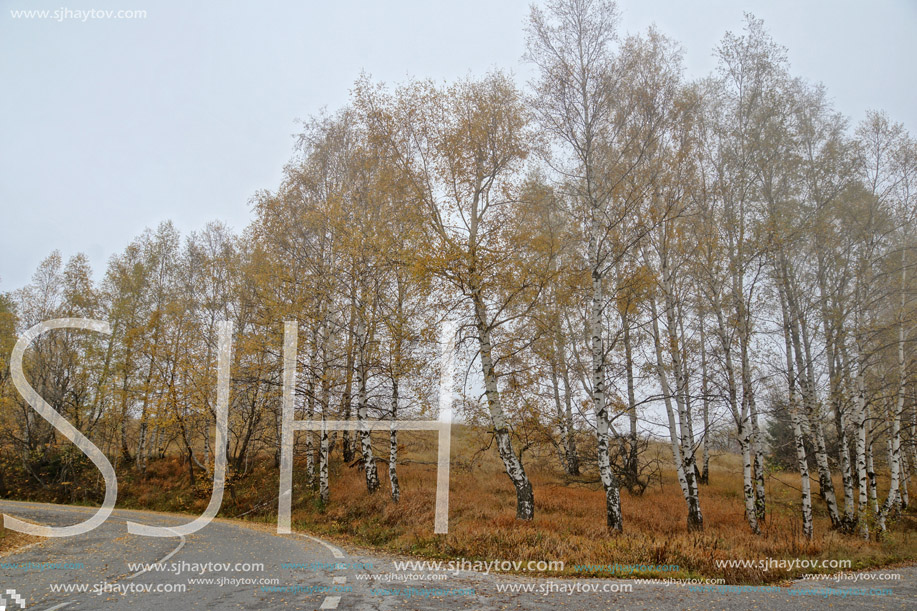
{"left": 277, "top": 432, "right": 915, "bottom": 584}
{"left": 0, "top": 526, "right": 39, "bottom": 556}
{"left": 2, "top": 426, "right": 913, "bottom": 584}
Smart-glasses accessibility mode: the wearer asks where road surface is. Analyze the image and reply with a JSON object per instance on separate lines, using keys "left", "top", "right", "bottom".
{"left": 0, "top": 500, "right": 913, "bottom": 610}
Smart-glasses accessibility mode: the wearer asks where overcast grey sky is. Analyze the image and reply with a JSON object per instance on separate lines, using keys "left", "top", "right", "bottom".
{"left": 1, "top": 0, "right": 915, "bottom": 291}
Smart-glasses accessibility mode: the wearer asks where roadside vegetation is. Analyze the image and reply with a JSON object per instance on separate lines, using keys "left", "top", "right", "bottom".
{"left": 2, "top": 428, "right": 913, "bottom": 584}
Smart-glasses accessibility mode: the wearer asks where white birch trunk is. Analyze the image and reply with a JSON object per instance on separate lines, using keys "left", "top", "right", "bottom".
{"left": 866, "top": 439, "right": 879, "bottom": 515}
{"left": 792, "top": 405, "right": 814, "bottom": 539}
{"left": 854, "top": 356, "right": 870, "bottom": 539}
{"left": 649, "top": 278, "right": 702, "bottom": 530}
{"left": 389, "top": 378, "right": 400, "bottom": 503}
{"left": 784, "top": 267, "right": 842, "bottom": 528}
{"left": 878, "top": 261, "right": 908, "bottom": 532}
{"left": 739, "top": 424, "right": 760, "bottom": 534}
{"left": 777, "top": 277, "right": 813, "bottom": 538}
{"left": 699, "top": 311, "right": 710, "bottom": 485}
{"left": 472, "top": 292, "right": 534, "bottom": 520}
{"left": 356, "top": 353, "right": 379, "bottom": 493}
{"left": 900, "top": 451, "right": 910, "bottom": 510}
{"left": 555, "top": 319, "right": 580, "bottom": 476}
{"left": 305, "top": 372, "right": 315, "bottom": 489}
{"left": 590, "top": 226, "right": 622, "bottom": 532}
{"left": 319, "top": 420, "right": 329, "bottom": 504}
{"left": 712, "top": 296, "right": 758, "bottom": 533}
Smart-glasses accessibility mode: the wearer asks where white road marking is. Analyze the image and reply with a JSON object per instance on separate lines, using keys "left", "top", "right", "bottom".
{"left": 41, "top": 603, "right": 72, "bottom": 611}
{"left": 127, "top": 527, "right": 185, "bottom": 578}
{"left": 294, "top": 532, "right": 344, "bottom": 559}
{"left": 291, "top": 534, "right": 348, "bottom": 609}
{"left": 290, "top": 533, "right": 348, "bottom": 610}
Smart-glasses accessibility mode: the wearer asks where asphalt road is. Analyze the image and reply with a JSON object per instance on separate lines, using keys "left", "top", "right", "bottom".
{"left": 0, "top": 500, "right": 913, "bottom": 610}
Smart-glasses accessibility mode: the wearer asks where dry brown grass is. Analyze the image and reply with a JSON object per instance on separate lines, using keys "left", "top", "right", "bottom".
{"left": 3, "top": 426, "right": 914, "bottom": 584}
{"left": 0, "top": 526, "right": 40, "bottom": 556}
{"left": 269, "top": 428, "right": 916, "bottom": 584}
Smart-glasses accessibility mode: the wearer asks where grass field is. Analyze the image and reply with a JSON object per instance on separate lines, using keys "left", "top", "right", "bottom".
{"left": 3, "top": 426, "right": 915, "bottom": 584}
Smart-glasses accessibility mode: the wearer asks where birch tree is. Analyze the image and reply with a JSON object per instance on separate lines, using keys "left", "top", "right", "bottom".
{"left": 357, "top": 73, "right": 548, "bottom": 520}
{"left": 526, "top": 0, "right": 670, "bottom": 531}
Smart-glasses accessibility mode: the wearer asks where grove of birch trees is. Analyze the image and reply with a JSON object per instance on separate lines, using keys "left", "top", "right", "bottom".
{"left": 1, "top": 0, "right": 915, "bottom": 541}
